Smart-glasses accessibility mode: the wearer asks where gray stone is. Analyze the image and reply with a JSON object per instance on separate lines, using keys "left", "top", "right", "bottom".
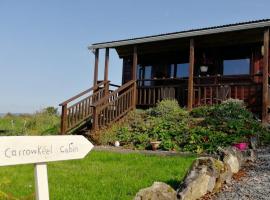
{"left": 134, "top": 182, "right": 177, "bottom": 200}
{"left": 214, "top": 148, "right": 268, "bottom": 200}
{"left": 178, "top": 173, "right": 211, "bottom": 200}
{"left": 242, "top": 149, "right": 257, "bottom": 162}
{"left": 217, "top": 147, "right": 242, "bottom": 173}
{"left": 177, "top": 157, "right": 221, "bottom": 200}
{"left": 250, "top": 136, "right": 258, "bottom": 150}
{"left": 223, "top": 153, "right": 240, "bottom": 173}
{"left": 219, "top": 163, "right": 232, "bottom": 184}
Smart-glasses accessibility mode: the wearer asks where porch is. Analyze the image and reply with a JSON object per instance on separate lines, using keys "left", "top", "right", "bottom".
{"left": 59, "top": 20, "right": 270, "bottom": 134}
{"left": 136, "top": 75, "right": 262, "bottom": 112}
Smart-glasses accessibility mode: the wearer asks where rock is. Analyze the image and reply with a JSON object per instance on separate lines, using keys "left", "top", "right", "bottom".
{"left": 250, "top": 136, "right": 258, "bottom": 149}
{"left": 177, "top": 157, "right": 220, "bottom": 200}
{"left": 219, "top": 163, "right": 233, "bottom": 184}
{"left": 223, "top": 153, "right": 240, "bottom": 173}
{"left": 218, "top": 147, "right": 242, "bottom": 173}
{"left": 242, "top": 149, "right": 257, "bottom": 162}
{"left": 134, "top": 182, "right": 177, "bottom": 200}
{"left": 178, "top": 173, "right": 211, "bottom": 200}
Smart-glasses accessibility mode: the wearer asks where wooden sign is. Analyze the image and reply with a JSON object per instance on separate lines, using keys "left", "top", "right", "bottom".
{"left": 0, "top": 135, "right": 94, "bottom": 200}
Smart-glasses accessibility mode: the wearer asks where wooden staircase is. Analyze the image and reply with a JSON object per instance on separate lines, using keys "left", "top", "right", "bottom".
{"left": 59, "top": 80, "right": 136, "bottom": 134}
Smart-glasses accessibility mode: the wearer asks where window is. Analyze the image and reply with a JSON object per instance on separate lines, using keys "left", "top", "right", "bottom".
{"left": 169, "top": 64, "right": 175, "bottom": 78}
{"left": 223, "top": 59, "right": 250, "bottom": 75}
{"left": 176, "top": 63, "right": 189, "bottom": 78}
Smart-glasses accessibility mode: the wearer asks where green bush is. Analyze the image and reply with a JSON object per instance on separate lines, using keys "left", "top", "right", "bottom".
{"left": 98, "top": 99, "right": 270, "bottom": 153}
{"left": 148, "top": 99, "right": 188, "bottom": 121}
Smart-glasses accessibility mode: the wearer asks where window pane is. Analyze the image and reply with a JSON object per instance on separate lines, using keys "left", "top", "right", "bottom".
{"left": 170, "top": 64, "right": 175, "bottom": 78}
{"left": 176, "top": 63, "right": 189, "bottom": 78}
{"left": 223, "top": 59, "right": 250, "bottom": 75}
{"left": 144, "top": 66, "right": 152, "bottom": 86}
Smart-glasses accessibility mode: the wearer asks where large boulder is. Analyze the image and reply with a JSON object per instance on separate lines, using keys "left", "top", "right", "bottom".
{"left": 134, "top": 182, "right": 177, "bottom": 200}
{"left": 177, "top": 157, "right": 221, "bottom": 200}
{"left": 217, "top": 147, "right": 242, "bottom": 173}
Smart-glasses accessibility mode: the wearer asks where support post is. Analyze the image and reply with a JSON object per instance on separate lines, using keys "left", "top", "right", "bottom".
{"left": 92, "top": 106, "right": 98, "bottom": 131}
{"left": 104, "top": 48, "right": 110, "bottom": 95}
{"left": 188, "top": 39, "right": 195, "bottom": 111}
{"left": 93, "top": 48, "right": 99, "bottom": 86}
{"left": 262, "top": 28, "right": 269, "bottom": 123}
{"left": 35, "top": 163, "right": 49, "bottom": 200}
{"left": 132, "top": 46, "right": 138, "bottom": 108}
{"left": 60, "top": 105, "right": 67, "bottom": 134}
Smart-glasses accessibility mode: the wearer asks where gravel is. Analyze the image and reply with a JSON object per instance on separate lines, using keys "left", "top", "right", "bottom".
{"left": 213, "top": 148, "right": 270, "bottom": 200}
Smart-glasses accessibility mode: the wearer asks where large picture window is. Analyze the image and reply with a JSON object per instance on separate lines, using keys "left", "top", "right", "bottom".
{"left": 223, "top": 59, "right": 250, "bottom": 76}
{"left": 176, "top": 63, "right": 189, "bottom": 78}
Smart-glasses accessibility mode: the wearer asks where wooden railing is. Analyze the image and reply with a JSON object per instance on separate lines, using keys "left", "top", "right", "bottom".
{"left": 194, "top": 82, "right": 262, "bottom": 107}
{"left": 136, "top": 79, "right": 188, "bottom": 106}
{"left": 59, "top": 81, "right": 109, "bottom": 134}
{"left": 91, "top": 80, "right": 136, "bottom": 130}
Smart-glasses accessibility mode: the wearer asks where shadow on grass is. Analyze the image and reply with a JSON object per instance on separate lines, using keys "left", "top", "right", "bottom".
{"left": 165, "top": 179, "right": 181, "bottom": 190}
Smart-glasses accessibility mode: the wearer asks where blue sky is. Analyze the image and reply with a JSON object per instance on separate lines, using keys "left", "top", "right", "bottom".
{"left": 0, "top": 0, "right": 269, "bottom": 113}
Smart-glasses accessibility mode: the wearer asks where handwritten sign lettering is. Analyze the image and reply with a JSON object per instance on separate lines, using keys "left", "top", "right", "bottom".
{"left": 0, "top": 136, "right": 93, "bottom": 166}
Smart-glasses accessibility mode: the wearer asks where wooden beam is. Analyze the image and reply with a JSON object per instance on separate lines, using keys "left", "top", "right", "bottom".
{"left": 132, "top": 46, "right": 137, "bottom": 80}
{"left": 132, "top": 46, "right": 138, "bottom": 108}
{"left": 188, "top": 39, "right": 195, "bottom": 111}
{"left": 104, "top": 48, "right": 109, "bottom": 81}
{"left": 262, "top": 28, "right": 269, "bottom": 123}
{"left": 93, "top": 48, "right": 99, "bottom": 86}
{"left": 104, "top": 48, "right": 110, "bottom": 95}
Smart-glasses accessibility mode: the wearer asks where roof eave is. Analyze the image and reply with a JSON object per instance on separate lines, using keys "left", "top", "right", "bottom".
{"left": 88, "top": 20, "right": 270, "bottom": 50}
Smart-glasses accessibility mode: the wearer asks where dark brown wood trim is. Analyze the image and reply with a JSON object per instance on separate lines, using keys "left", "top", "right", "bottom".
{"left": 104, "top": 48, "right": 109, "bottom": 81}
{"left": 60, "top": 105, "right": 67, "bottom": 134}
{"left": 262, "top": 28, "right": 269, "bottom": 123}
{"left": 93, "top": 48, "right": 99, "bottom": 85}
{"left": 132, "top": 46, "right": 138, "bottom": 80}
{"left": 104, "top": 48, "right": 110, "bottom": 95}
{"left": 132, "top": 46, "right": 138, "bottom": 108}
{"left": 188, "top": 39, "right": 195, "bottom": 110}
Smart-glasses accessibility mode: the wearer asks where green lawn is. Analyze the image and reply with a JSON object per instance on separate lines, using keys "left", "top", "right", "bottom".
{"left": 0, "top": 151, "right": 195, "bottom": 200}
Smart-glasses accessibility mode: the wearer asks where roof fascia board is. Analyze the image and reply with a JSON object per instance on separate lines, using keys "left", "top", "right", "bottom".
{"left": 88, "top": 21, "right": 270, "bottom": 50}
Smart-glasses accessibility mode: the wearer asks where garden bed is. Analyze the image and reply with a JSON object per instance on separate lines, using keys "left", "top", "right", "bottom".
{"left": 98, "top": 99, "right": 270, "bottom": 153}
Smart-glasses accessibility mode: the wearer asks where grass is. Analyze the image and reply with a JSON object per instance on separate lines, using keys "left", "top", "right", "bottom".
{"left": 0, "top": 109, "right": 60, "bottom": 136}
{"left": 0, "top": 151, "right": 195, "bottom": 200}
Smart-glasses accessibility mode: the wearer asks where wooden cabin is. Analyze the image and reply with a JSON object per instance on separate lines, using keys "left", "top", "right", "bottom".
{"left": 60, "top": 19, "right": 270, "bottom": 134}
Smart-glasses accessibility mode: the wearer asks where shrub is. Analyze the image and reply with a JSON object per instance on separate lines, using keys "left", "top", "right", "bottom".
{"left": 190, "top": 105, "right": 212, "bottom": 118}
{"left": 148, "top": 99, "right": 188, "bottom": 121}
{"left": 98, "top": 99, "right": 270, "bottom": 153}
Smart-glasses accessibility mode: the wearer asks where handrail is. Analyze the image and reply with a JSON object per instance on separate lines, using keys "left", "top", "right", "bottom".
{"left": 194, "top": 82, "right": 260, "bottom": 87}
{"left": 59, "top": 80, "right": 109, "bottom": 106}
{"left": 91, "top": 80, "right": 136, "bottom": 108}
{"left": 91, "top": 80, "right": 136, "bottom": 130}
{"left": 109, "top": 83, "right": 121, "bottom": 88}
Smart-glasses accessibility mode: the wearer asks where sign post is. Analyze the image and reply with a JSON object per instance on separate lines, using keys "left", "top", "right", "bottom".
{"left": 0, "top": 135, "right": 94, "bottom": 200}
{"left": 35, "top": 163, "right": 49, "bottom": 200}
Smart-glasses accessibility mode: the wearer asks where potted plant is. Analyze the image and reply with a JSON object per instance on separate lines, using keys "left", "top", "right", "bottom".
{"left": 232, "top": 136, "right": 248, "bottom": 151}
{"left": 150, "top": 140, "right": 161, "bottom": 151}
{"left": 200, "top": 65, "right": 208, "bottom": 73}
{"left": 150, "top": 133, "right": 161, "bottom": 151}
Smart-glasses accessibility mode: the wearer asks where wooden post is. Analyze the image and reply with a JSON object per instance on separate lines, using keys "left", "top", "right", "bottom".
{"left": 104, "top": 48, "right": 110, "bottom": 95}
{"left": 60, "top": 105, "right": 67, "bottom": 134}
{"left": 35, "top": 163, "right": 49, "bottom": 200}
{"left": 93, "top": 48, "right": 99, "bottom": 86}
{"left": 262, "top": 28, "right": 269, "bottom": 123}
{"left": 132, "top": 46, "right": 138, "bottom": 108}
{"left": 188, "top": 39, "right": 195, "bottom": 111}
{"left": 92, "top": 107, "right": 98, "bottom": 130}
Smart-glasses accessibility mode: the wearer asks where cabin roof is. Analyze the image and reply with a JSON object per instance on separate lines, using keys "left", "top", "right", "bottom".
{"left": 88, "top": 19, "right": 270, "bottom": 50}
